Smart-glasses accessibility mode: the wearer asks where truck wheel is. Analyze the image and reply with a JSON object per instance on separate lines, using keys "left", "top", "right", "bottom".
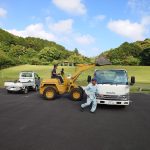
{"left": 24, "top": 87, "right": 29, "bottom": 94}
{"left": 7, "top": 90, "right": 11, "bottom": 94}
{"left": 43, "top": 87, "right": 57, "bottom": 100}
{"left": 70, "top": 88, "right": 83, "bottom": 101}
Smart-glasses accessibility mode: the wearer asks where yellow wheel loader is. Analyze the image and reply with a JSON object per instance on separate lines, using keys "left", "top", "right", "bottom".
{"left": 39, "top": 64, "right": 94, "bottom": 101}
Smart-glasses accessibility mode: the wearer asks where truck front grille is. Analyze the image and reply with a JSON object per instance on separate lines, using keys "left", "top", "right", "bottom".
{"left": 96, "top": 95, "right": 127, "bottom": 100}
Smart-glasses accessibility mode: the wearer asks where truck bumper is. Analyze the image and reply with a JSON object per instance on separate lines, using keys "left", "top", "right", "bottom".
{"left": 6, "top": 87, "right": 22, "bottom": 91}
{"left": 6, "top": 86, "right": 25, "bottom": 92}
{"left": 96, "top": 99, "right": 130, "bottom": 105}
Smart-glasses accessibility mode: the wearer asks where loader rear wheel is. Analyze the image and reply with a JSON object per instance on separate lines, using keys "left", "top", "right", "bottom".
{"left": 43, "top": 87, "right": 57, "bottom": 100}
{"left": 70, "top": 88, "right": 83, "bottom": 101}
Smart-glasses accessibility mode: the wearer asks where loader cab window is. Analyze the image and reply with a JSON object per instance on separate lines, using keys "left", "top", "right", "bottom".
{"left": 94, "top": 70, "right": 128, "bottom": 85}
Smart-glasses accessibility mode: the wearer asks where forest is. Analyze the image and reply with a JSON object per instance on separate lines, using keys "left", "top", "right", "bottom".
{"left": 99, "top": 39, "right": 150, "bottom": 66}
{"left": 0, "top": 28, "right": 91, "bottom": 68}
{"left": 0, "top": 28, "right": 150, "bottom": 68}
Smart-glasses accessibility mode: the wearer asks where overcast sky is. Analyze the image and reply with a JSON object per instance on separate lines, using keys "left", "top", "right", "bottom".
{"left": 0, "top": 0, "right": 150, "bottom": 56}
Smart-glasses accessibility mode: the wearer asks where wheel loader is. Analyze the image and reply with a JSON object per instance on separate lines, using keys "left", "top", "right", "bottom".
{"left": 39, "top": 64, "right": 94, "bottom": 100}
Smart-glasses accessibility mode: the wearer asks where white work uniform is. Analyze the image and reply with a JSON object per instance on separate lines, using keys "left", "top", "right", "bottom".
{"left": 81, "top": 83, "right": 99, "bottom": 112}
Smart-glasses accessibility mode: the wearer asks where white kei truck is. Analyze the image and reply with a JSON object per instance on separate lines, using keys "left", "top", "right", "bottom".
{"left": 87, "top": 69, "right": 135, "bottom": 106}
{"left": 4, "top": 71, "right": 40, "bottom": 94}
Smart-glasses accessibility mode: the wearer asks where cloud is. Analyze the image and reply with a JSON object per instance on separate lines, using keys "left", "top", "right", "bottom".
{"left": 49, "top": 19, "right": 74, "bottom": 34}
{"left": 141, "top": 16, "right": 150, "bottom": 35}
{"left": 89, "top": 14, "right": 106, "bottom": 27}
{"left": 6, "top": 18, "right": 96, "bottom": 56}
{"left": 0, "top": 8, "right": 7, "bottom": 18}
{"left": 128, "top": 0, "right": 150, "bottom": 15}
{"left": 75, "top": 34, "right": 95, "bottom": 45}
{"left": 45, "top": 16, "right": 53, "bottom": 23}
{"left": 52, "top": 0, "right": 87, "bottom": 15}
{"left": 7, "top": 23, "right": 56, "bottom": 41}
{"left": 107, "top": 19, "right": 146, "bottom": 41}
{"left": 94, "top": 15, "right": 106, "bottom": 21}
{"left": 141, "top": 16, "right": 150, "bottom": 26}
{"left": 126, "top": 0, "right": 150, "bottom": 39}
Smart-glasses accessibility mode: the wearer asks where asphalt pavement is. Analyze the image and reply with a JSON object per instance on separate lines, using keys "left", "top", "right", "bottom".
{"left": 0, "top": 88, "right": 150, "bottom": 150}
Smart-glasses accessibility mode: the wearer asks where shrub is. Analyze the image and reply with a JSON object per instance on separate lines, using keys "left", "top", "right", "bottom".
{"left": 0, "top": 51, "right": 14, "bottom": 68}
{"left": 29, "top": 58, "right": 41, "bottom": 65}
{"left": 123, "top": 56, "right": 140, "bottom": 66}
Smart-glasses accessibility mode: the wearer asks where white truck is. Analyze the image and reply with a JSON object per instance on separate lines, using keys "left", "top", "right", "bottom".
{"left": 88, "top": 69, "right": 135, "bottom": 106}
{"left": 4, "top": 71, "right": 40, "bottom": 94}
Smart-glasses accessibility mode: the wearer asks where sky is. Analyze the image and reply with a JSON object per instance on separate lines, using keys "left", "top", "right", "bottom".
{"left": 0, "top": 0, "right": 150, "bottom": 57}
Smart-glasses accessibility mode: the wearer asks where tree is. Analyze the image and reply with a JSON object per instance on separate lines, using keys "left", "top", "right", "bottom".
{"left": 123, "top": 56, "right": 140, "bottom": 65}
{"left": 0, "top": 42, "right": 10, "bottom": 52}
{"left": 38, "top": 47, "right": 62, "bottom": 62}
{"left": 74, "top": 48, "right": 79, "bottom": 55}
{"left": 100, "top": 41, "right": 145, "bottom": 65}
{"left": 0, "top": 50, "right": 14, "bottom": 68}
{"left": 68, "top": 54, "right": 84, "bottom": 64}
{"left": 29, "top": 58, "right": 41, "bottom": 65}
{"left": 9, "top": 45, "right": 27, "bottom": 58}
{"left": 140, "top": 48, "right": 150, "bottom": 66}
{"left": 26, "top": 48, "right": 37, "bottom": 57}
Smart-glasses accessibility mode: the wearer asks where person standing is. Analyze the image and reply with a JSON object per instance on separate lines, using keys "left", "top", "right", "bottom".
{"left": 81, "top": 78, "right": 99, "bottom": 113}
{"left": 60, "top": 68, "right": 64, "bottom": 77}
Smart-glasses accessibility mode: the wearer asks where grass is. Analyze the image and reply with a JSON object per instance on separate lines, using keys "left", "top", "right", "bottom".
{"left": 0, "top": 65, "right": 150, "bottom": 93}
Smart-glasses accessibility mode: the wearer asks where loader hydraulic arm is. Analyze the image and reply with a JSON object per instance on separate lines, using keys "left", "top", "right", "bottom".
{"left": 71, "top": 64, "right": 95, "bottom": 83}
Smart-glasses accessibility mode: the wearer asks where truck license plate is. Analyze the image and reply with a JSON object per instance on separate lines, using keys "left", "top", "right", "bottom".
{"left": 108, "top": 101, "right": 115, "bottom": 105}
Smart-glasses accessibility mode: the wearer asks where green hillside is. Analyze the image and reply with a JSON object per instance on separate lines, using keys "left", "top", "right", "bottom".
{"left": 0, "top": 28, "right": 91, "bottom": 69}
{"left": 1, "top": 28, "right": 150, "bottom": 69}
{"left": 100, "top": 39, "right": 150, "bottom": 66}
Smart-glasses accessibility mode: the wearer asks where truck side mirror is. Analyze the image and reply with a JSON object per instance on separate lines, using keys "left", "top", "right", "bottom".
{"left": 87, "top": 75, "right": 91, "bottom": 83}
{"left": 130, "top": 76, "right": 135, "bottom": 85}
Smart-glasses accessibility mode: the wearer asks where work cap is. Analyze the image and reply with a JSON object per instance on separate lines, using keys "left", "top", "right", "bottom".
{"left": 92, "top": 78, "right": 97, "bottom": 82}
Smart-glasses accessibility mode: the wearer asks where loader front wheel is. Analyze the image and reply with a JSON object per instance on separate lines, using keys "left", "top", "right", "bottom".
{"left": 44, "top": 87, "right": 57, "bottom": 100}
{"left": 70, "top": 88, "right": 83, "bottom": 101}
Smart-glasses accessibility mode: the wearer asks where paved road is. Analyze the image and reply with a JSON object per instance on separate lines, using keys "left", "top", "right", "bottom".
{"left": 0, "top": 89, "right": 150, "bottom": 150}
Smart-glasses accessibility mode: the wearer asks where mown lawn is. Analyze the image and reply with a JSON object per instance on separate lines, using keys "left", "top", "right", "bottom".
{"left": 0, "top": 65, "right": 150, "bottom": 93}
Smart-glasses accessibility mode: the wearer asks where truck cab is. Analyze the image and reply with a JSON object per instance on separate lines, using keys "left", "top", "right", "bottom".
{"left": 88, "top": 69, "right": 135, "bottom": 106}
{"left": 19, "top": 72, "right": 40, "bottom": 86}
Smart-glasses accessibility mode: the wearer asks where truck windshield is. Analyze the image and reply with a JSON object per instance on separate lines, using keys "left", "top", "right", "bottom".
{"left": 21, "top": 72, "right": 32, "bottom": 77}
{"left": 95, "top": 70, "right": 128, "bottom": 85}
